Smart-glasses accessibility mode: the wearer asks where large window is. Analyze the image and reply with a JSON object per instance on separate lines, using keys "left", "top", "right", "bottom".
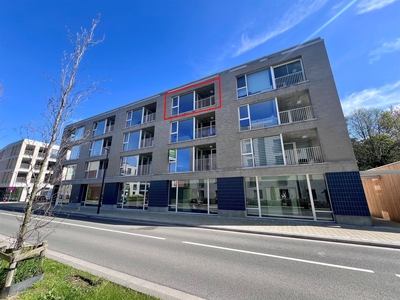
{"left": 123, "top": 131, "right": 140, "bottom": 151}
{"left": 93, "top": 117, "right": 115, "bottom": 136}
{"left": 85, "top": 161, "right": 100, "bottom": 179}
{"left": 239, "top": 99, "right": 279, "bottom": 130}
{"left": 241, "top": 136, "right": 284, "bottom": 168}
{"left": 120, "top": 156, "right": 138, "bottom": 176}
{"left": 64, "top": 165, "right": 76, "bottom": 180}
{"left": 169, "top": 148, "right": 191, "bottom": 173}
{"left": 273, "top": 60, "right": 304, "bottom": 88}
{"left": 69, "top": 146, "right": 80, "bottom": 160}
{"left": 171, "top": 119, "right": 194, "bottom": 143}
{"left": 172, "top": 92, "right": 194, "bottom": 116}
{"left": 70, "top": 126, "right": 84, "bottom": 142}
{"left": 237, "top": 68, "right": 273, "bottom": 98}
{"left": 126, "top": 109, "right": 143, "bottom": 127}
{"left": 89, "top": 140, "right": 103, "bottom": 157}
{"left": 245, "top": 174, "right": 333, "bottom": 221}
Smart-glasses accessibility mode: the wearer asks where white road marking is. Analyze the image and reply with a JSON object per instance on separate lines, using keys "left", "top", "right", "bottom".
{"left": 182, "top": 241, "right": 375, "bottom": 273}
{"left": 0, "top": 212, "right": 165, "bottom": 240}
{"left": 58, "top": 221, "right": 166, "bottom": 240}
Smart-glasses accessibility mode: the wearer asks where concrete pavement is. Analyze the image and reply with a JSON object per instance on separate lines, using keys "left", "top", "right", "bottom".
{"left": 2, "top": 202, "right": 400, "bottom": 249}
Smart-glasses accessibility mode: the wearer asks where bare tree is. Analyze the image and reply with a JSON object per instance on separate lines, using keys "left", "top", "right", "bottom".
{"left": 14, "top": 16, "right": 104, "bottom": 249}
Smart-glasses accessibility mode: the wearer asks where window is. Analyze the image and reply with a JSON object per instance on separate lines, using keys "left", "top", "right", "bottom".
{"left": 89, "top": 140, "right": 103, "bottom": 157}
{"left": 126, "top": 109, "right": 143, "bottom": 127}
{"left": 239, "top": 99, "right": 279, "bottom": 130}
{"left": 70, "top": 126, "right": 84, "bottom": 142}
{"left": 64, "top": 165, "right": 76, "bottom": 180}
{"left": 170, "top": 119, "right": 194, "bottom": 143}
{"left": 120, "top": 156, "right": 138, "bottom": 176}
{"left": 123, "top": 131, "right": 140, "bottom": 151}
{"left": 70, "top": 146, "right": 80, "bottom": 159}
{"left": 169, "top": 148, "right": 191, "bottom": 173}
{"left": 172, "top": 92, "right": 194, "bottom": 116}
{"left": 85, "top": 161, "right": 100, "bottom": 178}
{"left": 93, "top": 117, "right": 115, "bottom": 136}
{"left": 237, "top": 68, "right": 273, "bottom": 98}
{"left": 273, "top": 60, "right": 305, "bottom": 88}
{"left": 241, "top": 135, "right": 284, "bottom": 168}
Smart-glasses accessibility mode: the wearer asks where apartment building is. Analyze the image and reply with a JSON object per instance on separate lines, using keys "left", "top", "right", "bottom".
{"left": 0, "top": 139, "right": 59, "bottom": 201}
{"left": 57, "top": 38, "right": 371, "bottom": 225}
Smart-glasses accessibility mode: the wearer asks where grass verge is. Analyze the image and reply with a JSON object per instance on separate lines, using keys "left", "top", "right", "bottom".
{"left": 4, "top": 258, "right": 158, "bottom": 300}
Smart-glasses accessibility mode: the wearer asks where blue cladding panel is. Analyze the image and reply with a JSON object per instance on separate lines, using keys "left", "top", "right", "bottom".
{"left": 217, "top": 177, "right": 246, "bottom": 211}
{"left": 149, "top": 180, "right": 169, "bottom": 207}
{"left": 69, "top": 184, "right": 83, "bottom": 203}
{"left": 103, "top": 183, "right": 119, "bottom": 205}
{"left": 326, "top": 172, "right": 370, "bottom": 216}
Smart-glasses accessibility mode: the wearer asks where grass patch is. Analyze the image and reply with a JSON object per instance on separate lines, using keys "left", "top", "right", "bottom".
{"left": 4, "top": 258, "right": 158, "bottom": 300}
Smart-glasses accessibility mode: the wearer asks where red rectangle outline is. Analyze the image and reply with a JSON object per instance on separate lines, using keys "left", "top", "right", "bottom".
{"left": 163, "top": 77, "right": 222, "bottom": 121}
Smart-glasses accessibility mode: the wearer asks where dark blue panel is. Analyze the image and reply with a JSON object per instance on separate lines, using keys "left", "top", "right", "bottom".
{"left": 103, "top": 182, "right": 120, "bottom": 205}
{"left": 148, "top": 180, "right": 169, "bottom": 207}
{"left": 69, "top": 184, "right": 83, "bottom": 203}
{"left": 326, "top": 172, "right": 370, "bottom": 216}
{"left": 217, "top": 177, "right": 246, "bottom": 211}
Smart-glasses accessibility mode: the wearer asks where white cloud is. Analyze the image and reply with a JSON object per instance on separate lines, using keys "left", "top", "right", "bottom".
{"left": 368, "top": 38, "right": 400, "bottom": 63}
{"left": 341, "top": 80, "right": 400, "bottom": 115}
{"left": 233, "top": 0, "right": 327, "bottom": 57}
{"left": 356, "top": 0, "right": 398, "bottom": 14}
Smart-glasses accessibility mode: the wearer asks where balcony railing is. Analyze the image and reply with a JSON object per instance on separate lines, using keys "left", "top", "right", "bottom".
{"left": 37, "top": 152, "right": 46, "bottom": 158}
{"left": 140, "top": 137, "right": 154, "bottom": 148}
{"left": 195, "top": 95, "right": 215, "bottom": 110}
{"left": 16, "top": 177, "right": 27, "bottom": 183}
{"left": 284, "top": 146, "right": 323, "bottom": 165}
{"left": 196, "top": 125, "right": 216, "bottom": 139}
{"left": 20, "top": 163, "right": 30, "bottom": 169}
{"left": 85, "top": 169, "right": 104, "bottom": 179}
{"left": 279, "top": 106, "right": 313, "bottom": 124}
{"left": 143, "top": 112, "right": 156, "bottom": 124}
{"left": 24, "top": 150, "right": 34, "bottom": 156}
{"left": 275, "top": 71, "right": 305, "bottom": 89}
{"left": 137, "top": 164, "right": 152, "bottom": 176}
{"left": 195, "top": 157, "right": 216, "bottom": 171}
{"left": 105, "top": 124, "right": 114, "bottom": 133}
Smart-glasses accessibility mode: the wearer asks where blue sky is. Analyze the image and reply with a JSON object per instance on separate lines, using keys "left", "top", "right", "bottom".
{"left": 1, "top": 0, "right": 399, "bottom": 149}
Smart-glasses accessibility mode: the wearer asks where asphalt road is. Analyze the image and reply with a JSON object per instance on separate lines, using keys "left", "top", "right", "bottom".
{"left": 1, "top": 210, "right": 399, "bottom": 300}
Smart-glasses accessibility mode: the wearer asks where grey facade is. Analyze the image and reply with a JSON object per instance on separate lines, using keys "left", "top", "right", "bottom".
{"left": 57, "top": 38, "right": 371, "bottom": 225}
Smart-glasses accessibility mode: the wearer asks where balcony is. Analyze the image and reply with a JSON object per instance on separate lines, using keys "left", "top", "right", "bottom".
{"left": 195, "top": 157, "right": 217, "bottom": 171}
{"left": 143, "top": 112, "right": 156, "bottom": 124}
{"left": 24, "top": 150, "right": 34, "bottom": 156}
{"left": 196, "top": 125, "right": 216, "bottom": 139}
{"left": 275, "top": 71, "right": 305, "bottom": 89}
{"left": 280, "top": 106, "right": 313, "bottom": 124}
{"left": 137, "top": 164, "right": 152, "bottom": 176}
{"left": 195, "top": 95, "right": 215, "bottom": 110}
{"left": 140, "top": 137, "right": 154, "bottom": 148}
{"left": 16, "top": 177, "right": 27, "bottom": 183}
{"left": 285, "top": 146, "right": 323, "bottom": 165}
{"left": 19, "top": 163, "right": 30, "bottom": 169}
{"left": 85, "top": 169, "right": 104, "bottom": 179}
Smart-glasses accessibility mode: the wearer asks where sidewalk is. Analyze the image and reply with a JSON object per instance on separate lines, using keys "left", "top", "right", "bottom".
{"left": 2, "top": 202, "right": 400, "bottom": 249}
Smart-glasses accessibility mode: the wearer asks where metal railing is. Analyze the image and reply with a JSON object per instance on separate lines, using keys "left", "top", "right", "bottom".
{"left": 19, "top": 163, "right": 30, "bottom": 169}
{"left": 279, "top": 106, "right": 313, "bottom": 124}
{"left": 16, "top": 177, "right": 27, "bottom": 183}
{"left": 195, "top": 95, "right": 215, "bottom": 109}
{"left": 195, "top": 157, "right": 216, "bottom": 171}
{"left": 24, "top": 150, "right": 34, "bottom": 156}
{"left": 275, "top": 71, "right": 305, "bottom": 89}
{"left": 140, "top": 137, "right": 154, "bottom": 148}
{"left": 37, "top": 152, "right": 46, "bottom": 158}
{"left": 143, "top": 112, "right": 156, "bottom": 124}
{"left": 137, "top": 164, "right": 152, "bottom": 175}
{"left": 196, "top": 125, "right": 216, "bottom": 138}
{"left": 284, "top": 146, "right": 323, "bottom": 165}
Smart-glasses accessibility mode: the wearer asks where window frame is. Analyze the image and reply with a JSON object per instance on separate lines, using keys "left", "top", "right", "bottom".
{"left": 89, "top": 140, "right": 103, "bottom": 157}
{"left": 171, "top": 91, "right": 195, "bottom": 116}
{"left": 236, "top": 67, "right": 275, "bottom": 99}
{"left": 238, "top": 98, "right": 280, "bottom": 131}
{"left": 123, "top": 131, "right": 142, "bottom": 151}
